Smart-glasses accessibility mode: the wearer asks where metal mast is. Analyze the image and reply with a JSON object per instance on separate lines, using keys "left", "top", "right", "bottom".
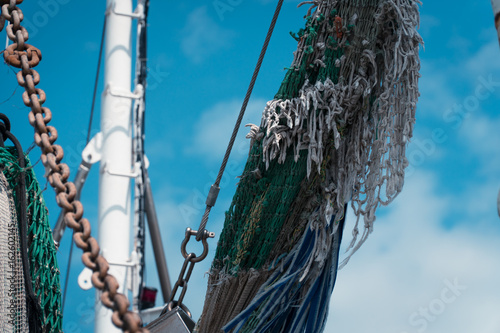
{"left": 96, "top": 0, "right": 133, "bottom": 331}
{"left": 131, "top": 0, "right": 148, "bottom": 311}
{"left": 132, "top": 0, "right": 172, "bottom": 310}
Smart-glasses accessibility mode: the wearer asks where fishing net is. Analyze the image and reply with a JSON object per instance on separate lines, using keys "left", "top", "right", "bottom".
{"left": 0, "top": 171, "right": 28, "bottom": 332}
{"left": 0, "top": 146, "right": 63, "bottom": 332}
{"left": 199, "top": 0, "right": 422, "bottom": 332}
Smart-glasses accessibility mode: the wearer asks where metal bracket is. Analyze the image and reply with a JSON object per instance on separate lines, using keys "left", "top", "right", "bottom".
{"left": 106, "top": 260, "right": 136, "bottom": 268}
{"left": 106, "top": 257, "right": 138, "bottom": 294}
{"left": 103, "top": 161, "right": 141, "bottom": 178}
{"left": 78, "top": 267, "right": 93, "bottom": 290}
{"left": 78, "top": 257, "right": 136, "bottom": 291}
{"left": 106, "top": 84, "right": 143, "bottom": 100}
{"left": 82, "top": 132, "right": 103, "bottom": 164}
{"left": 109, "top": 3, "right": 145, "bottom": 20}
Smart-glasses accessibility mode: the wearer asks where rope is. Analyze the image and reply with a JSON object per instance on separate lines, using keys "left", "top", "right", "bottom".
{"left": 196, "top": 0, "right": 285, "bottom": 241}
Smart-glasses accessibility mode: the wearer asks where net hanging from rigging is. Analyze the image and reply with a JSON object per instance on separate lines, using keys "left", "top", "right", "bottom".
{"left": 198, "top": 0, "right": 422, "bottom": 332}
{"left": 0, "top": 146, "right": 63, "bottom": 332}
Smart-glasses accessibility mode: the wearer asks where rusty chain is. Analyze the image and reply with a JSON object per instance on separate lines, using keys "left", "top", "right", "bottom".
{"left": 1, "top": 1, "right": 147, "bottom": 331}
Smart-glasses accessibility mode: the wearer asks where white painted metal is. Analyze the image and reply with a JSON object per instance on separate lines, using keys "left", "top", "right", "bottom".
{"left": 78, "top": 267, "right": 93, "bottom": 290}
{"left": 95, "top": 0, "right": 134, "bottom": 331}
{"left": 139, "top": 306, "right": 164, "bottom": 326}
{"left": 82, "top": 132, "right": 103, "bottom": 164}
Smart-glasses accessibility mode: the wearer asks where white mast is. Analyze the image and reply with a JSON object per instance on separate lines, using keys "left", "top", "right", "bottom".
{"left": 96, "top": 0, "right": 133, "bottom": 332}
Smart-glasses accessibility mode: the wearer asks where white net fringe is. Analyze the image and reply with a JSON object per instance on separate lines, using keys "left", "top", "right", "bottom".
{"left": 251, "top": 0, "right": 422, "bottom": 265}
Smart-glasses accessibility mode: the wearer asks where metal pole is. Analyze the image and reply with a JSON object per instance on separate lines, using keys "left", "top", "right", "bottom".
{"left": 96, "top": 0, "right": 133, "bottom": 331}
{"left": 132, "top": 0, "right": 148, "bottom": 311}
{"left": 144, "top": 168, "right": 172, "bottom": 303}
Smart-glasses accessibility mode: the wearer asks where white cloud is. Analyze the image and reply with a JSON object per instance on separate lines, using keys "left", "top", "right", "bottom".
{"left": 466, "top": 40, "right": 500, "bottom": 76}
{"left": 454, "top": 112, "right": 500, "bottom": 224}
{"left": 187, "top": 98, "right": 267, "bottom": 162}
{"left": 446, "top": 34, "right": 472, "bottom": 54}
{"left": 181, "top": 6, "right": 235, "bottom": 64}
{"left": 418, "top": 14, "right": 440, "bottom": 39}
{"left": 418, "top": 39, "right": 500, "bottom": 121}
{"left": 326, "top": 171, "right": 500, "bottom": 333}
{"left": 418, "top": 61, "right": 458, "bottom": 118}
{"left": 459, "top": 115, "right": 500, "bottom": 164}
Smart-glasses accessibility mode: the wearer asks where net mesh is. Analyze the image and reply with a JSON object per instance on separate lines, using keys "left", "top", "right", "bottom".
{"left": 0, "top": 171, "right": 28, "bottom": 332}
{"left": 200, "top": 0, "right": 422, "bottom": 331}
{"left": 0, "top": 146, "right": 63, "bottom": 332}
{"left": 214, "top": 0, "right": 423, "bottom": 274}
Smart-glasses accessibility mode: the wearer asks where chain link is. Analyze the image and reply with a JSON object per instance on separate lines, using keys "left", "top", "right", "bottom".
{"left": 165, "top": 228, "right": 214, "bottom": 314}
{"left": 1, "top": 2, "right": 147, "bottom": 332}
{"left": 169, "top": 253, "right": 195, "bottom": 309}
{"left": 0, "top": 1, "right": 23, "bottom": 34}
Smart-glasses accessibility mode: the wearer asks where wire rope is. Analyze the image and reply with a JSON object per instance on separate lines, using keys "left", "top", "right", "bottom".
{"left": 196, "top": 0, "right": 285, "bottom": 240}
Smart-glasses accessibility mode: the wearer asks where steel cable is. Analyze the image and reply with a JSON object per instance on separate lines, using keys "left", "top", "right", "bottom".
{"left": 196, "top": 0, "right": 285, "bottom": 240}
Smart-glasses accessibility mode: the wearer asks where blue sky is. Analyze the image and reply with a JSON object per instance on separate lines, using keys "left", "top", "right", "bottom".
{"left": 1, "top": 0, "right": 500, "bottom": 332}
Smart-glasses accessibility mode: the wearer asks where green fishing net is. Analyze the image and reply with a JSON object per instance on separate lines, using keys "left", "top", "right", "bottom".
{"left": 0, "top": 146, "right": 62, "bottom": 332}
